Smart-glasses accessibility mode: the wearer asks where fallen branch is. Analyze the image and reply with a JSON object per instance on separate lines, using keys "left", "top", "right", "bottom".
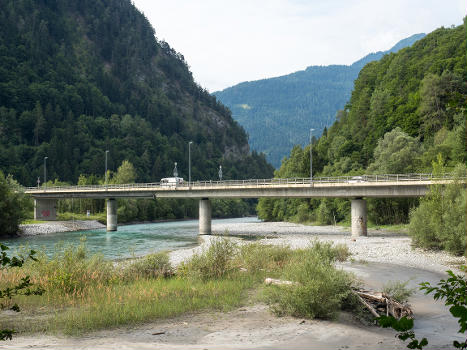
{"left": 353, "top": 289, "right": 413, "bottom": 320}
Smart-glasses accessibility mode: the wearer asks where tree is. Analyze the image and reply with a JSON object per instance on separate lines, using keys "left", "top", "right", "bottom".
{"left": 0, "top": 171, "right": 32, "bottom": 237}
{"left": 409, "top": 158, "right": 467, "bottom": 255}
{"left": 367, "top": 127, "right": 422, "bottom": 174}
{"left": 112, "top": 160, "right": 137, "bottom": 184}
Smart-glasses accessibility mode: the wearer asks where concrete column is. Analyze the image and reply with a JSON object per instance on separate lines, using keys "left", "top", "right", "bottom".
{"left": 34, "top": 199, "right": 57, "bottom": 220}
{"left": 351, "top": 198, "right": 367, "bottom": 237}
{"left": 106, "top": 198, "right": 117, "bottom": 232}
{"left": 199, "top": 198, "right": 211, "bottom": 235}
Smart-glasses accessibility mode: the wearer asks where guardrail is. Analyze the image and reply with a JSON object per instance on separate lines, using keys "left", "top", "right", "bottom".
{"left": 23, "top": 173, "right": 463, "bottom": 193}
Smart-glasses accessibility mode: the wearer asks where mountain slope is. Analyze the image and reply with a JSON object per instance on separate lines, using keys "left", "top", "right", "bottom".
{"left": 0, "top": 0, "right": 273, "bottom": 186}
{"left": 214, "top": 33, "right": 425, "bottom": 167}
{"left": 257, "top": 21, "right": 466, "bottom": 224}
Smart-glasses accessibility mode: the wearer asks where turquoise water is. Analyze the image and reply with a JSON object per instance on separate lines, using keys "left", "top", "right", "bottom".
{"left": 2, "top": 217, "right": 260, "bottom": 260}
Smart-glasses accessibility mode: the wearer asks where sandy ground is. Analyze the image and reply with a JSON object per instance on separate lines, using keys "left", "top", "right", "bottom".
{"left": 2, "top": 221, "right": 465, "bottom": 350}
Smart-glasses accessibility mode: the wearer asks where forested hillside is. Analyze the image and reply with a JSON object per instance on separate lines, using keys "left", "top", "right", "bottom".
{"left": 258, "top": 21, "right": 466, "bottom": 228}
{"left": 214, "top": 34, "right": 425, "bottom": 167}
{"left": 0, "top": 0, "right": 273, "bottom": 187}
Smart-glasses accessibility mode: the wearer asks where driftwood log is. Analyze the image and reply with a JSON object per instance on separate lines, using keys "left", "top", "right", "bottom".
{"left": 353, "top": 288, "right": 413, "bottom": 320}
{"left": 263, "top": 278, "right": 413, "bottom": 320}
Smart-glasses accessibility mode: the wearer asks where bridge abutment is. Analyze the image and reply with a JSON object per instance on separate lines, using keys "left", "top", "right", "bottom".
{"left": 199, "top": 198, "right": 211, "bottom": 235}
{"left": 351, "top": 198, "right": 367, "bottom": 237}
{"left": 106, "top": 198, "right": 117, "bottom": 231}
{"left": 34, "top": 199, "right": 57, "bottom": 220}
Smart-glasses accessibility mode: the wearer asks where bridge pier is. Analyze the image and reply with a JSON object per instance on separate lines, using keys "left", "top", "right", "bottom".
{"left": 351, "top": 198, "right": 367, "bottom": 237}
{"left": 106, "top": 198, "right": 117, "bottom": 231}
{"left": 199, "top": 198, "right": 211, "bottom": 235}
{"left": 34, "top": 199, "right": 57, "bottom": 220}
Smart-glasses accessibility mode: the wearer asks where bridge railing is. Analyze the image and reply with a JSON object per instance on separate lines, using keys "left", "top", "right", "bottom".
{"left": 23, "top": 173, "right": 463, "bottom": 193}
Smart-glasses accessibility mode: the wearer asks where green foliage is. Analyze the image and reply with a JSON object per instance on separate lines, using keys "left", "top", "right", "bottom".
{"left": 420, "top": 268, "right": 467, "bottom": 348}
{"left": 0, "top": 0, "right": 273, "bottom": 188}
{"left": 214, "top": 34, "right": 425, "bottom": 167}
{"left": 382, "top": 280, "right": 416, "bottom": 303}
{"left": 123, "top": 252, "right": 173, "bottom": 280}
{"left": 367, "top": 128, "right": 422, "bottom": 174}
{"left": 264, "top": 241, "right": 353, "bottom": 319}
{"left": 377, "top": 316, "right": 428, "bottom": 349}
{"left": 0, "top": 171, "right": 33, "bottom": 237}
{"left": 111, "top": 160, "right": 136, "bottom": 184}
{"left": 28, "top": 240, "right": 114, "bottom": 294}
{"left": 409, "top": 161, "right": 467, "bottom": 255}
{"left": 378, "top": 266, "right": 467, "bottom": 350}
{"left": 178, "top": 238, "right": 238, "bottom": 280}
{"left": 236, "top": 243, "right": 293, "bottom": 273}
{"left": 0, "top": 244, "right": 43, "bottom": 340}
{"left": 257, "top": 22, "right": 466, "bottom": 227}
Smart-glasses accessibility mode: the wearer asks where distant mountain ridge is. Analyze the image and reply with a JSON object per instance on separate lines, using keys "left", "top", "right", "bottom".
{"left": 214, "top": 33, "right": 426, "bottom": 167}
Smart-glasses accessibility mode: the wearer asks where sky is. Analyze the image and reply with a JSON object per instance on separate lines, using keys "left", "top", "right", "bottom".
{"left": 132, "top": 0, "right": 466, "bottom": 92}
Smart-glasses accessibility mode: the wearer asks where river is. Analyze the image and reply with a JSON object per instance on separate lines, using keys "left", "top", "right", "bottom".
{"left": 2, "top": 217, "right": 260, "bottom": 260}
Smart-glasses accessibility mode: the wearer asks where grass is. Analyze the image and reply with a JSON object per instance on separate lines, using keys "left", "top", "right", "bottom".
{"left": 0, "top": 238, "right": 355, "bottom": 336}
{"left": 56, "top": 212, "right": 106, "bottom": 223}
{"left": 382, "top": 280, "right": 416, "bottom": 303}
{"left": 21, "top": 219, "right": 47, "bottom": 224}
{"left": 337, "top": 221, "right": 409, "bottom": 234}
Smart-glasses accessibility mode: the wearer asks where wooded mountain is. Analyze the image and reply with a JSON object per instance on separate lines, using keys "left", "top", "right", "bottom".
{"left": 257, "top": 20, "right": 466, "bottom": 225}
{"left": 214, "top": 33, "right": 425, "bottom": 167}
{"left": 0, "top": 0, "right": 273, "bottom": 187}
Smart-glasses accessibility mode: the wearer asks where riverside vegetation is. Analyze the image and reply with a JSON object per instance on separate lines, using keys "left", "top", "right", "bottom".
{"left": 0, "top": 239, "right": 356, "bottom": 336}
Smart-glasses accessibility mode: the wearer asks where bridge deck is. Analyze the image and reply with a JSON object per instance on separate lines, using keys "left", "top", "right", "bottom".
{"left": 24, "top": 174, "right": 460, "bottom": 199}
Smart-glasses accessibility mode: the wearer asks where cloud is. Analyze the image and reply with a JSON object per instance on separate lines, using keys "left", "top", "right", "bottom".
{"left": 133, "top": 0, "right": 466, "bottom": 91}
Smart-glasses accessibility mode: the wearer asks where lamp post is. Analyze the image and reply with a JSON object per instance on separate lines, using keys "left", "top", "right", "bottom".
{"left": 310, "top": 129, "right": 315, "bottom": 185}
{"left": 43, "top": 156, "right": 48, "bottom": 189}
{"left": 218, "top": 165, "right": 222, "bottom": 182}
{"left": 105, "top": 150, "right": 109, "bottom": 185}
{"left": 188, "top": 141, "right": 193, "bottom": 188}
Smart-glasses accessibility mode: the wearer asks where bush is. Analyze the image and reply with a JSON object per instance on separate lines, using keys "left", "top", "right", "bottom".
{"left": 264, "top": 241, "right": 354, "bottom": 319}
{"left": 25, "top": 239, "right": 115, "bottom": 294}
{"left": 178, "top": 238, "right": 238, "bottom": 280}
{"left": 409, "top": 161, "right": 466, "bottom": 255}
{"left": 237, "top": 243, "right": 293, "bottom": 273}
{"left": 382, "top": 280, "right": 415, "bottom": 303}
{"left": 123, "top": 252, "right": 172, "bottom": 279}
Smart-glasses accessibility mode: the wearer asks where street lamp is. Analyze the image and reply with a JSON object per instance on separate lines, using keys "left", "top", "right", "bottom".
{"left": 44, "top": 156, "right": 48, "bottom": 189}
{"left": 105, "top": 150, "right": 109, "bottom": 185}
{"left": 188, "top": 141, "right": 193, "bottom": 188}
{"left": 310, "top": 129, "right": 315, "bottom": 185}
{"left": 218, "top": 165, "right": 223, "bottom": 181}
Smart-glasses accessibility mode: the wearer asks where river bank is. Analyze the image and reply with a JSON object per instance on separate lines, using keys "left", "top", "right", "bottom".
{"left": 2, "top": 220, "right": 465, "bottom": 350}
{"left": 19, "top": 220, "right": 105, "bottom": 236}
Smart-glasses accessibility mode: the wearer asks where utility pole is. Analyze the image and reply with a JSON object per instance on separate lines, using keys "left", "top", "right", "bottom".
{"left": 105, "top": 150, "right": 109, "bottom": 185}
{"left": 310, "top": 129, "right": 315, "bottom": 185}
{"left": 44, "top": 156, "right": 48, "bottom": 189}
{"left": 188, "top": 141, "right": 193, "bottom": 189}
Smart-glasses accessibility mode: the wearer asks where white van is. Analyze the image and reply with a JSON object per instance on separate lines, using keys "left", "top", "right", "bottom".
{"left": 160, "top": 177, "right": 184, "bottom": 187}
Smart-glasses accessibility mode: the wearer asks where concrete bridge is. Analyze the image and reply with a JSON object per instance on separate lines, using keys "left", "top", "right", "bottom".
{"left": 24, "top": 174, "right": 455, "bottom": 237}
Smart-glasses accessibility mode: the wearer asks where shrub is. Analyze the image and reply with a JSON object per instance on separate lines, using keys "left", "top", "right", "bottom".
{"left": 25, "top": 240, "right": 115, "bottom": 294}
{"left": 382, "top": 280, "right": 416, "bottom": 303}
{"left": 409, "top": 161, "right": 466, "bottom": 255}
{"left": 178, "top": 238, "right": 238, "bottom": 280}
{"left": 264, "top": 241, "right": 355, "bottom": 319}
{"left": 123, "top": 252, "right": 172, "bottom": 279}
{"left": 237, "top": 243, "right": 293, "bottom": 273}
